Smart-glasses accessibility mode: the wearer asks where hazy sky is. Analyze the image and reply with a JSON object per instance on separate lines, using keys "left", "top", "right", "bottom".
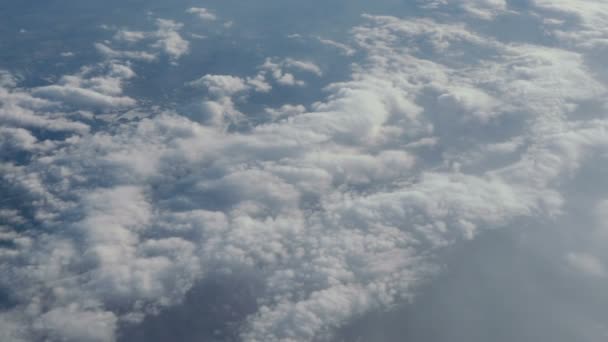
{"left": 2, "top": 1, "right": 608, "bottom": 341}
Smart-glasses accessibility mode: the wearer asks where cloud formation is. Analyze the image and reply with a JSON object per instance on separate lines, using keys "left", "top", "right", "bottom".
{"left": 2, "top": 2, "right": 608, "bottom": 342}
{"left": 187, "top": 7, "right": 217, "bottom": 22}
{"left": 99, "top": 17, "right": 191, "bottom": 63}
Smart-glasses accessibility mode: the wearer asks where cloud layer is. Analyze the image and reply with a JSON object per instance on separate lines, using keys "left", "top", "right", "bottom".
{"left": 2, "top": 1, "right": 608, "bottom": 341}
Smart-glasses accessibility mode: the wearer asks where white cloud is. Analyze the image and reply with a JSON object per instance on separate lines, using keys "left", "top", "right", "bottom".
{"left": 417, "top": 0, "right": 508, "bottom": 19}
{"left": 437, "top": 86, "right": 500, "bottom": 122}
{"left": 187, "top": 74, "right": 270, "bottom": 127}
{"left": 260, "top": 58, "right": 304, "bottom": 86}
{"left": 0, "top": 127, "right": 51, "bottom": 153}
{"left": 113, "top": 30, "right": 147, "bottom": 43}
{"left": 283, "top": 58, "right": 323, "bottom": 76}
{"left": 316, "top": 37, "right": 356, "bottom": 56}
{"left": 152, "top": 19, "right": 190, "bottom": 60}
{"left": 246, "top": 74, "right": 272, "bottom": 93}
{"left": 265, "top": 104, "right": 307, "bottom": 120}
{"left": 463, "top": 0, "right": 507, "bottom": 19}
{"left": 0, "top": 71, "right": 91, "bottom": 134}
{"left": 533, "top": 0, "right": 608, "bottom": 49}
{"left": 32, "top": 63, "right": 137, "bottom": 110}
{"left": 187, "top": 7, "right": 217, "bottom": 21}
{"left": 259, "top": 57, "right": 323, "bottom": 87}
{"left": 189, "top": 74, "right": 249, "bottom": 96}
{"left": 34, "top": 306, "right": 118, "bottom": 342}
{"left": 98, "top": 19, "right": 191, "bottom": 63}
{"left": 95, "top": 43, "right": 157, "bottom": 62}
{"left": 33, "top": 85, "right": 135, "bottom": 109}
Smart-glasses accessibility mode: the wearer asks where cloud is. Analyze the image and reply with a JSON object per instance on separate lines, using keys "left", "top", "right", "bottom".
{"left": 152, "top": 19, "right": 190, "bottom": 61}
{"left": 566, "top": 252, "right": 606, "bottom": 277}
{"left": 0, "top": 127, "right": 53, "bottom": 153}
{"left": 258, "top": 58, "right": 323, "bottom": 87}
{"left": 189, "top": 74, "right": 249, "bottom": 97}
{"left": 95, "top": 43, "right": 157, "bottom": 62}
{"left": 113, "top": 30, "right": 147, "bottom": 43}
{"left": 532, "top": 0, "right": 608, "bottom": 49}
{"left": 98, "top": 18, "right": 191, "bottom": 63}
{"left": 187, "top": 74, "right": 271, "bottom": 127}
{"left": 460, "top": 0, "right": 507, "bottom": 19}
{"left": 33, "top": 86, "right": 135, "bottom": 109}
{"left": 265, "top": 104, "right": 307, "bottom": 120}
{"left": 0, "top": 71, "right": 91, "bottom": 134}
{"left": 417, "top": 0, "right": 508, "bottom": 19}
{"left": 3, "top": 4, "right": 608, "bottom": 342}
{"left": 187, "top": 7, "right": 217, "bottom": 21}
{"left": 246, "top": 74, "right": 272, "bottom": 93}
{"left": 315, "top": 37, "right": 356, "bottom": 56}
{"left": 259, "top": 59, "right": 305, "bottom": 87}
{"left": 32, "top": 63, "right": 137, "bottom": 110}
{"left": 34, "top": 306, "right": 118, "bottom": 342}
{"left": 283, "top": 58, "right": 323, "bottom": 76}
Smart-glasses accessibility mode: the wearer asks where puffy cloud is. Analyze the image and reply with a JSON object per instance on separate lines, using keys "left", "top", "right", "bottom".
{"left": 437, "top": 86, "right": 500, "bottom": 122}
{"left": 32, "top": 63, "right": 137, "bottom": 110}
{"left": 283, "top": 58, "right": 323, "bottom": 77}
{"left": 188, "top": 74, "right": 272, "bottom": 127}
{"left": 33, "top": 85, "right": 135, "bottom": 109}
{"left": 258, "top": 58, "right": 322, "bottom": 87}
{"left": 113, "top": 30, "right": 147, "bottom": 43}
{"left": 0, "top": 127, "right": 52, "bottom": 153}
{"left": 98, "top": 18, "right": 191, "bottom": 63}
{"left": 265, "top": 104, "right": 307, "bottom": 120}
{"left": 533, "top": 0, "right": 608, "bottom": 49}
{"left": 0, "top": 71, "right": 91, "bottom": 134}
{"left": 246, "top": 74, "right": 272, "bottom": 93}
{"left": 152, "top": 19, "right": 190, "bottom": 61}
{"left": 34, "top": 306, "right": 118, "bottom": 342}
{"left": 260, "top": 58, "right": 305, "bottom": 87}
{"left": 187, "top": 7, "right": 217, "bottom": 21}
{"left": 189, "top": 74, "right": 249, "bottom": 97}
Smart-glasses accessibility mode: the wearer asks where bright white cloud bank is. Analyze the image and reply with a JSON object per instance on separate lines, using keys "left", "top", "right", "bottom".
{"left": 2, "top": 1, "right": 608, "bottom": 341}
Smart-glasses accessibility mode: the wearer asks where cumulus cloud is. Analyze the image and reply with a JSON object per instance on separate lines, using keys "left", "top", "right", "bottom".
{"left": 264, "top": 104, "right": 307, "bottom": 120}
{"left": 97, "top": 18, "right": 191, "bottom": 63}
{"left": 152, "top": 19, "right": 190, "bottom": 61}
{"left": 113, "top": 30, "right": 147, "bottom": 43}
{"left": 258, "top": 57, "right": 323, "bottom": 87}
{"left": 32, "top": 63, "right": 137, "bottom": 110}
{"left": 533, "top": 0, "right": 608, "bottom": 49}
{"left": 187, "top": 74, "right": 271, "bottom": 127}
{"left": 283, "top": 58, "right": 323, "bottom": 77}
{"left": 0, "top": 71, "right": 91, "bottom": 135}
{"left": 189, "top": 74, "right": 249, "bottom": 96}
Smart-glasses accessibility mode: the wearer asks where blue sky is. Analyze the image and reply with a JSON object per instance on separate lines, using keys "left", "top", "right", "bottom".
{"left": 2, "top": 1, "right": 608, "bottom": 341}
